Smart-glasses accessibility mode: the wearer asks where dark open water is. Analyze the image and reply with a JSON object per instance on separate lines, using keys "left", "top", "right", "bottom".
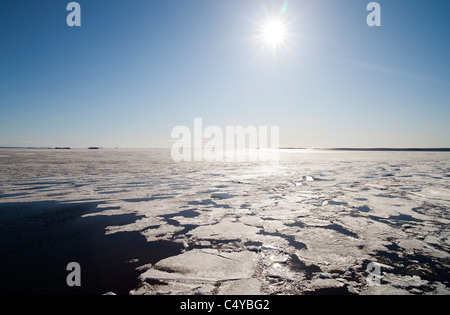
{"left": 0, "top": 201, "right": 183, "bottom": 295}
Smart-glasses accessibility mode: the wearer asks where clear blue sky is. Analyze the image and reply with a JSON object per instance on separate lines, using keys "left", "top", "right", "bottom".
{"left": 1, "top": 0, "right": 449, "bottom": 148}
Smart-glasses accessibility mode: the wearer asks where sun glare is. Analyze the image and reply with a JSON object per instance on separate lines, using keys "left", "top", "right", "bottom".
{"left": 249, "top": 1, "right": 299, "bottom": 60}
{"left": 262, "top": 21, "right": 286, "bottom": 45}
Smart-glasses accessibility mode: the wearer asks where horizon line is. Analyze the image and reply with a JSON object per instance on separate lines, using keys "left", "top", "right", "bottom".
{"left": 2, "top": 146, "right": 450, "bottom": 152}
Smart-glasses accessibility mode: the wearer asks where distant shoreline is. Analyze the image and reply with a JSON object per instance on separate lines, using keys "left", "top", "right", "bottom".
{"left": 315, "top": 148, "right": 450, "bottom": 152}
{"left": 279, "top": 148, "right": 450, "bottom": 152}
{"left": 1, "top": 147, "right": 450, "bottom": 152}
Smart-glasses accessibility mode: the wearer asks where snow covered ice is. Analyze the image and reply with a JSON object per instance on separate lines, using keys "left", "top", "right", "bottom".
{"left": 0, "top": 148, "right": 449, "bottom": 295}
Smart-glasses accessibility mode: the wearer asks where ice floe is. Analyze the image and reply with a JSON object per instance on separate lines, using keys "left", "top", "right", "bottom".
{"left": 1, "top": 149, "right": 449, "bottom": 295}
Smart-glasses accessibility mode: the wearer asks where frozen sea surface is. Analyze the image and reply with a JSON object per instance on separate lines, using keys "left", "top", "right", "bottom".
{"left": 0, "top": 148, "right": 449, "bottom": 295}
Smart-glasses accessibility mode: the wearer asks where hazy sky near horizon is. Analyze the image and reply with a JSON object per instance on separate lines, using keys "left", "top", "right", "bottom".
{"left": 1, "top": 0, "right": 449, "bottom": 148}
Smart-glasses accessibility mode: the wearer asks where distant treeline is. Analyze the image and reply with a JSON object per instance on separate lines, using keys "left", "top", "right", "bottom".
{"left": 0, "top": 147, "right": 102, "bottom": 150}
{"left": 321, "top": 148, "right": 450, "bottom": 152}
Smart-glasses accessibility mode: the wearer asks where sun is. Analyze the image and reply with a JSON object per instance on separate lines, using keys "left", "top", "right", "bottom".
{"left": 249, "top": 1, "right": 299, "bottom": 59}
{"left": 262, "top": 20, "right": 287, "bottom": 46}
